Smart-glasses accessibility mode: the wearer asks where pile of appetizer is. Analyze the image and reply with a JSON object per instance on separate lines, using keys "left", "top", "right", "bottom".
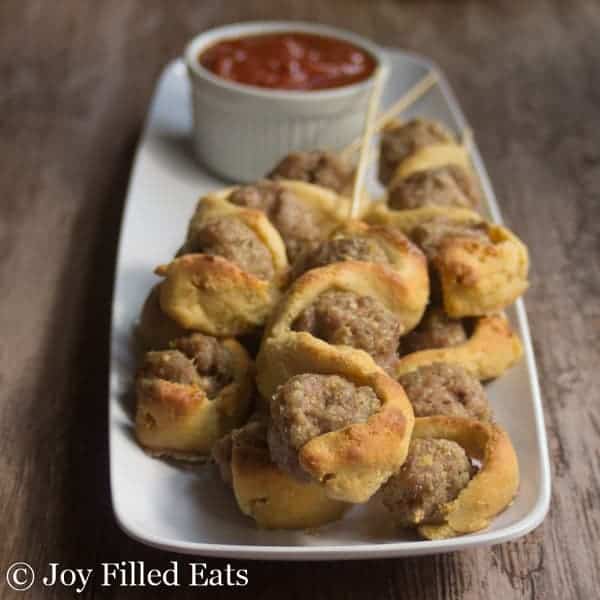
{"left": 134, "top": 117, "right": 527, "bottom": 540}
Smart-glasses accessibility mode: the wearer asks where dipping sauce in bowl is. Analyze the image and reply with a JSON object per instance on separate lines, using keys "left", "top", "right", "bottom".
{"left": 198, "top": 32, "right": 377, "bottom": 91}
{"left": 186, "top": 22, "right": 387, "bottom": 180}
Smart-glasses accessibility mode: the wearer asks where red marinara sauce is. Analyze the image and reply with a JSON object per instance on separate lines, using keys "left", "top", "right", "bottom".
{"left": 198, "top": 32, "right": 377, "bottom": 91}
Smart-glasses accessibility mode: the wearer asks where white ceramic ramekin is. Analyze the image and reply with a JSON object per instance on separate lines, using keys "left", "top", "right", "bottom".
{"left": 185, "top": 21, "right": 388, "bottom": 182}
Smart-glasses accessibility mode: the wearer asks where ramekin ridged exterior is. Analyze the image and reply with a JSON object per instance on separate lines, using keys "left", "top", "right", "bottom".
{"left": 185, "top": 22, "right": 388, "bottom": 182}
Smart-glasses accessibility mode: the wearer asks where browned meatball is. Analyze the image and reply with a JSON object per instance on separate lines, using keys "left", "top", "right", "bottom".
{"left": 268, "top": 374, "right": 381, "bottom": 479}
{"left": 229, "top": 181, "right": 322, "bottom": 261}
{"left": 292, "top": 235, "right": 389, "bottom": 278}
{"left": 185, "top": 216, "right": 274, "bottom": 280}
{"left": 212, "top": 418, "right": 268, "bottom": 487}
{"left": 400, "top": 306, "right": 467, "bottom": 354}
{"left": 140, "top": 350, "right": 201, "bottom": 386}
{"left": 293, "top": 290, "right": 404, "bottom": 370}
{"left": 398, "top": 363, "right": 491, "bottom": 421}
{"left": 381, "top": 438, "right": 472, "bottom": 527}
{"left": 379, "top": 119, "right": 455, "bottom": 185}
{"left": 388, "top": 165, "right": 480, "bottom": 211}
{"left": 172, "top": 333, "right": 234, "bottom": 398}
{"left": 268, "top": 150, "right": 355, "bottom": 195}
{"left": 410, "top": 218, "right": 489, "bottom": 261}
{"left": 138, "top": 334, "right": 233, "bottom": 399}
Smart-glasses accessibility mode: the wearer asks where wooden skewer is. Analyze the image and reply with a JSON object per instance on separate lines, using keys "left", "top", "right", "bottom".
{"left": 350, "top": 68, "right": 385, "bottom": 220}
{"left": 340, "top": 70, "right": 438, "bottom": 161}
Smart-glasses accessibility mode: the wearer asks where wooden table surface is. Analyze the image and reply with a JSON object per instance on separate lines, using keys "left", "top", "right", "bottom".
{"left": 1, "top": 1, "right": 599, "bottom": 598}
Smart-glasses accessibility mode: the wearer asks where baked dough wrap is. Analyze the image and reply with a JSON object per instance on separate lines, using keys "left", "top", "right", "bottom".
{"left": 394, "top": 314, "right": 523, "bottom": 381}
{"left": 230, "top": 420, "right": 349, "bottom": 529}
{"left": 258, "top": 320, "right": 415, "bottom": 503}
{"left": 410, "top": 416, "right": 519, "bottom": 540}
{"left": 434, "top": 223, "right": 529, "bottom": 317}
{"left": 366, "top": 206, "right": 529, "bottom": 317}
{"left": 256, "top": 257, "right": 429, "bottom": 399}
{"left": 329, "top": 219, "right": 426, "bottom": 260}
{"left": 205, "top": 178, "right": 355, "bottom": 238}
{"left": 157, "top": 254, "right": 279, "bottom": 336}
{"left": 181, "top": 194, "right": 289, "bottom": 286}
{"left": 259, "top": 178, "right": 358, "bottom": 223}
{"left": 156, "top": 195, "right": 291, "bottom": 336}
{"left": 135, "top": 338, "right": 253, "bottom": 459}
{"left": 366, "top": 203, "right": 483, "bottom": 234}
{"left": 297, "top": 370, "right": 415, "bottom": 503}
{"left": 387, "top": 143, "right": 473, "bottom": 192}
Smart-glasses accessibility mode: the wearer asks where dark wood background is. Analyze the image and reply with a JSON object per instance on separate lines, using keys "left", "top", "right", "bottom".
{"left": 1, "top": 1, "right": 599, "bottom": 598}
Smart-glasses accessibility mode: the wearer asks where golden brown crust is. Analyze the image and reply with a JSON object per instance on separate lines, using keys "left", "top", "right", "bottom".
{"left": 137, "top": 284, "right": 189, "bottom": 350}
{"left": 135, "top": 339, "right": 253, "bottom": 458}
{"left": 231, "top": 421, "right": 348, "bottom": 529}
{"left": 394, "top": 314, "right": 523, "bottom": 381}
{"left": 275, "top": 179, "right": 357, "bottom": 219}
{"left": 205, "top": 179, "right": 355, "bottom": 240}
{"left": 157, "top": 254, "right": 279, "bottom": 336}
{"left": 258, "top": 307, "right": 415, "bottom": 504}
{"left": 256, "top": 253, "right": 428, "bottom": 399}
{"left": 155, "top": 191, "right": 292, "bottom": 336}
{"left": 410, "top": 416, "right": 519, "bottom": 539}
{"left": 435, "top": 223, "right": 530, "bottom": 317}
{"left": 366, "top": 203, "right": 483, "bottom": 234}
{"left": 298, "top": 371, "right": 415, "bottom": 503}
{"left": 388, "top": 143, "right": 473, "bottom": 191}
{"left": 366, "top": 206, "right": 529, "bottom": 317}
{"left": 184, "top": 193, "right": 290, "bottom": 286}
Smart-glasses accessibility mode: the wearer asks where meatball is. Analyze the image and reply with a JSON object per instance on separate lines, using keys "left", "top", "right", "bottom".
{"left": 138, "top": 334, "right": 233, "bottom": 399}
{"left": 293, "top": 290, "right": 404, "bottom": 370}
{"left": 268, "top": 150, "right": 355, "bottom": 196}
{"left": 381, "top": 438, "right": 472, "bottom": 527}
{"left": 172, "top": 334, "right": 234, "bottom": 398}
{"left": 410, "top": 218, "right": 490, "bottom": 261}
{"left": 212, "top": 418, "right": 268, "bottom": 487}
{"left": 186, "top": 216, "right": 274, "bottom": 280}
{"left": 229, "top": 181, "right": 322, "bottom": 261}
{"left": 379, "top": 119, "right": 455, "bottom": 185}
{"left": 400, "top": 306, "right": 467, "bottom": 354}
{"left": 388, "top": 165, "right": 480, "bottom": 211}
{"left": 140, "top": 350, "right": 201, "bottom": 386}
{"left": 292, "top": 235, "right": 389, "bottom": 278}
{"left": 268, "top": 374, "right": 381, "bottom": 479}
{"left": 398, "top": 363, "right": 491, "bottom": 421}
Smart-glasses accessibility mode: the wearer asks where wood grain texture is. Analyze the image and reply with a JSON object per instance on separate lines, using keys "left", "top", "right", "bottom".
{"left": 0, "top": 0, "right": 599, "bottom": 598}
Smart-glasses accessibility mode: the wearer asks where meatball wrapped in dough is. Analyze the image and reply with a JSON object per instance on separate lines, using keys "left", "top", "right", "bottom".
{"left": 225, "top": 179, "right": 352, "bottom": 261}
{"left": 367, "top": 206, "right": 529, "bottom": 318}
{"left": 380, "top": 118, "right": 482, "bottom": 210}
{"left": 265, "top": 366, "right": 414, "bottom": 503}
{"left": 411, "top": 217, "right": 529, "bottom": 317}
{"left": 381, "top": 416, "right": 519, "bottom": 539}
{"left": 395, "top": 307, "right": 523, "bottom": 381}
{"left": 268, "top": 150, "right": 356, "bottom": 197}
{"left": 257, "top": 224, "right": 429, "bottom": 397}
{"left": 157, "top": 195, "right": 289, "bottom": 336}
{"left": 379, "top": 118, "right": 455, "bottom": 186}
{"left": 213, "top": 417, "right": 348, "bottom": 529}
{"left": 135, "top": 333, "right": 253, "bottom": 459}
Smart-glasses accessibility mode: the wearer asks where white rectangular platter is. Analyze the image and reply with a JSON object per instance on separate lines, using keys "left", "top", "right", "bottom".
{"left": 109, "top": 49, "right": 551, "bottom": 560}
